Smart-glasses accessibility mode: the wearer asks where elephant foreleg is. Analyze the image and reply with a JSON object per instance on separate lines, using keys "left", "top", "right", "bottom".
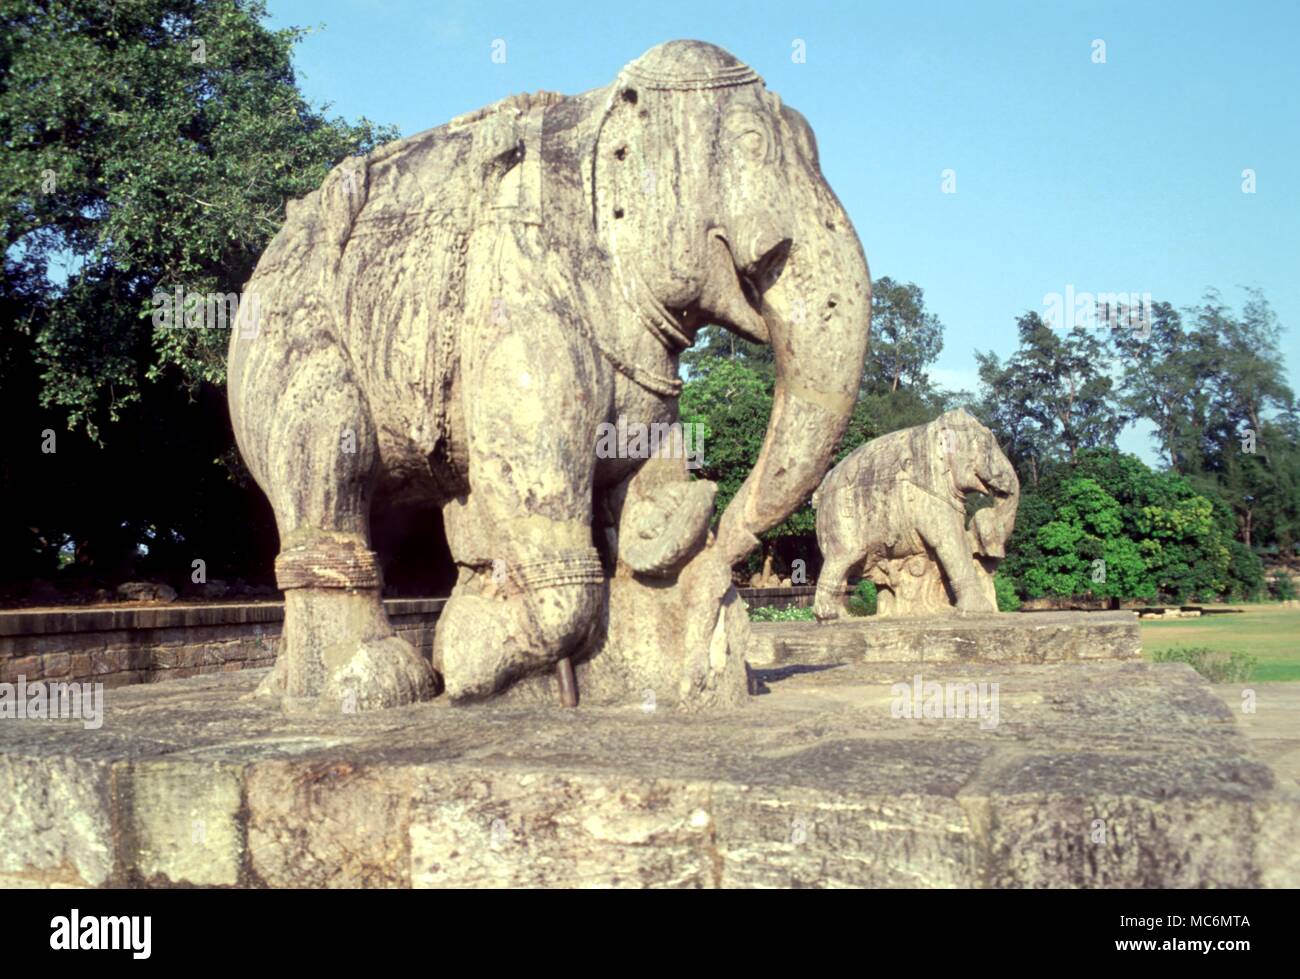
{"left": 432, "top": 327, "right": 604, "bottom": 701}
{"left": 813, "top": 491, "right": 866, "bottom": 621}
{"left": 918, "top": 514, "right": 995, "bottom": 614}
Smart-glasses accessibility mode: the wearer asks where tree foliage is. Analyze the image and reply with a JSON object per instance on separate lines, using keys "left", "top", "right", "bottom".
{"left": 1109, "top": 291, "right": 1299, "bottom": 551}
{"left": 0, "top": 0, "right": 395, "bottom": 588}
{"left": 998, "top": 449, "right": 1259, "bottom": 603}
{"left": 975, "top": 311, "right": 1125, "bottom": 481}
{"left": 864, "top": 276, "right": 943, "bottom": 394}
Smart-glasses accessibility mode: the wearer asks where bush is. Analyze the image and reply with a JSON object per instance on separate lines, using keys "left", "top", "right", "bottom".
{"left": 748, "top": 605, "right": 815, "bottom": 622}
{"left": 1151, "top": 646, "right": 1256, "bottom": 682}
{"left": 1226, "top": 541, "right": 1266, "bottom": 600}
{"left": 1269, "top": 570, "right": 1298, "bottom": 601}
{"left": 846, "top": 579, "right": 877, "bottom": 616}
{"left": 993, "top": 573, "right": 1021, "bottom": 611}
{"left": 1006, "top": 451, "right": 1250, "bottom": 603}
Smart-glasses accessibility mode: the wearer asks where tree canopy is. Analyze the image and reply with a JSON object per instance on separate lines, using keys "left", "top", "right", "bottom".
{"left": 1, "top": 0, "right": 394, "bottom": 589}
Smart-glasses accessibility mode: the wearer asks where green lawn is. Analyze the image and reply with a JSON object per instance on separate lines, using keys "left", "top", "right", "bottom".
{"left": 1141, "top": 603, "right": 1300, "bottom": 681}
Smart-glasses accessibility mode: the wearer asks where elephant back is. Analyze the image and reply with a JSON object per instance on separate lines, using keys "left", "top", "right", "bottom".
{"left": 814, "top": 426, "right": 918, "bottom": 508}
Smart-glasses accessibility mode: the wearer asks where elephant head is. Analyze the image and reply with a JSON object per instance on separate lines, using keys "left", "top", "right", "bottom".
{"left": 592, "top": 41, "right": 872, "bottom": 567}
{"left": 934, "top": 409, "right": 1020, "bottom": 557}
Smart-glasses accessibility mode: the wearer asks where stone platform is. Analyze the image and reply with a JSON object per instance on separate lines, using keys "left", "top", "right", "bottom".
{"left": 746, "top": 611, "right": 1140, "bottom": 667}
{"left": 2, "top": 660, "right": 1296, "bottom": 888}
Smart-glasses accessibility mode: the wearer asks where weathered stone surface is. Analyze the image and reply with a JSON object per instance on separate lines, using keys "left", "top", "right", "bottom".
{"left": 813, "top": 409, "right": 1018, "bottom": 619}
{"left": 225, "top": 40, "right": 872, "bottom": 712}
{"left": 747, "top": 611, "right": 1142, "bottom": 667}
{"left": 1211, "top": 681, "right": 1300, "bottom": 791}
{"left": 1, "top": 661, "right": 1293, "bottom": 887}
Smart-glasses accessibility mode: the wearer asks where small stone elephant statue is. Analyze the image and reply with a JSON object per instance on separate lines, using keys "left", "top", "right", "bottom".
{"left": 812, "top": 409, "right": 1019, "bottom": 619}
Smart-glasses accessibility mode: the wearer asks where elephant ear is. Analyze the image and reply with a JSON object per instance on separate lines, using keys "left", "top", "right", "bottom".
{"left": 592, "top": 82, "right": 680, "bottom": 298}
{"left": 774, "top": 98, "right": 823, "bottom": 175}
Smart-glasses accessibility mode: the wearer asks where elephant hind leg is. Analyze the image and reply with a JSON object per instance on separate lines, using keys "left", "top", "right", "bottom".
{"left": 814, "top": 550, "right": 862, "bottom": 621}
{"left": 237, "top": 331, "right": 434, "bottom": 711}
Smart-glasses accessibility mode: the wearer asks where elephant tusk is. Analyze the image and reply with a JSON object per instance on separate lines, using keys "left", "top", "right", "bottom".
{"left": 556, "top": 656, "right": 578, "bottom": 708}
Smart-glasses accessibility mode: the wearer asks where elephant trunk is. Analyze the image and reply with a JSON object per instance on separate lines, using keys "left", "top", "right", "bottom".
{"left": 978, "top": 451, "right": 1020, "bottom": 557}
{"left": 984, "top": 448, "right": 1019, "bottom": 498}
{"left": 712, "top": 202, "right": 871, "bottom": 568}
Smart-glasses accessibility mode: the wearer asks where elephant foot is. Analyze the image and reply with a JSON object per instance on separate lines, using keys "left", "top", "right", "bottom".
{"left": 813, "top": 583, "right": 847, "bottom": 621}
{"left": 436, "top": 592, "right": 586, "bottom": 704}
{"left": 245, "top": 586, "right": 438, "bottom": 713}
{"left": 281, "top": 636, "right": 436, "bottom": 715}
{"left": 248, "top": 657, "right": 288, "bottom": 700}
{"left": 248, "top": 636, "right": 435, "bottom": 713}
{"left": 953, "top": 590, "right": 997, "bottom": 616}
{"left": 437, "top": 594, "right": 518, "bottom": 702}
{"left": 434, "top": 552, "right": 603, "bottom": 704}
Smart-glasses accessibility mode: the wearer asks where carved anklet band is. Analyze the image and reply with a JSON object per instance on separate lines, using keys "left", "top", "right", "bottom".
{"left": 506, "top": 551, "right": 605, "bottom": 592}
{"left": 275, "top": 539, "right": 381, "bottom": 590}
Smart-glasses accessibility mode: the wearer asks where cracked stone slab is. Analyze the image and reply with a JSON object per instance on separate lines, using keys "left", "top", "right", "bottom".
{"left": 0, "top": 662, "right": 1293, "bottom": 887}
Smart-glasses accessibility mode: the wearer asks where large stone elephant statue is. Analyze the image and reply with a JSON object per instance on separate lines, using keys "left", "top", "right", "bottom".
{"left": 227, "top": 41, "right": 872, "bottom": 711}
{"left": 812, "top": 409, "right": 1019, "bottom": 619}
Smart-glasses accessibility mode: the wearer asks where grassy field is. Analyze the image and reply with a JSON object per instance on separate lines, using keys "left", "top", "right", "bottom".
{"left": 1141, "top": 603, "right": 1300, "bottom": 681}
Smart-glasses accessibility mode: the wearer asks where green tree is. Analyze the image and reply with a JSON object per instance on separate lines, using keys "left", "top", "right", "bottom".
{"left": 680, "top": 324, "right": 773, "bottom": 380}
{"left": 1000, "top": 449, "right": 1255, "bottom": 603}
{"left": 1020, "top": 477, "right": 1154, "bottom": 601}
{"left": 1113, "top": 300, "right": 1212, "bottom": 472}
{"left": 1116, "top": 290, "right": 1299, "bottom": 550}
{"left": 975, "top": 312, "right": 1124, "bottom": 484}
{"left": 0, "top": 0, "right": 395, "bottom": 588}
{"left": 679, "top": 358, "right": 772, "bottom": 520}
{"left": 865, "top": 276, "right": 943, "bottom": 394}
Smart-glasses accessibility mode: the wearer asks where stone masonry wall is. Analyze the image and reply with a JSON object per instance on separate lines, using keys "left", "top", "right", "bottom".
{"left": 0, "top": 599, "right": 446, "bottom": 688}
{"left": 737, "top": 585, "right": 816, "bottom": 610}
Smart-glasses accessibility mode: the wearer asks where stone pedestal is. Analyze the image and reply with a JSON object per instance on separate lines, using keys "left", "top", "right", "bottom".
{"left": 746, "top": 611, "right": 1141, "bottom": 667}
{"left": 2, "top": 660, "right": 1295, "bottom": 888}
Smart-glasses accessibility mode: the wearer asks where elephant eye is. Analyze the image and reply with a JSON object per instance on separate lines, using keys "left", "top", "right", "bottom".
{"left": 737, "top": 130, "right": 765, "bottom": 154}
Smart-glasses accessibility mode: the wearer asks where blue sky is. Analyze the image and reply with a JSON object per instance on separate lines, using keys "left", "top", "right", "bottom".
{"left": 264, "top": 0, "right": 1299, "bottom": 463}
